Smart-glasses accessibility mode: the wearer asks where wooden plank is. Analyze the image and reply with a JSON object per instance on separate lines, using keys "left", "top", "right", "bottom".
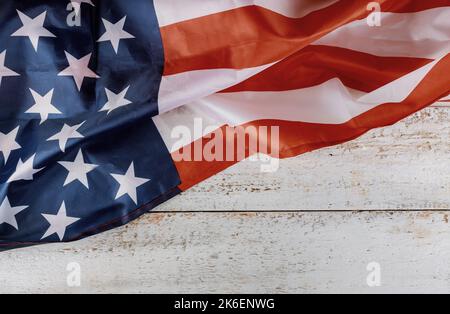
{"left": 159, "top": 106, "right": 450, "bottom": 211}
{"left": 2, "top": 102, "right": 448, "bottom": 294}
{"left": 2, "top": 211, "right": 450, "bottom": 294}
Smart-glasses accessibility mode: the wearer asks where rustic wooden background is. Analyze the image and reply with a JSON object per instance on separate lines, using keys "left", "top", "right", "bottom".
{"left": 1, "top": 102, "right": 450, "bottom": 294}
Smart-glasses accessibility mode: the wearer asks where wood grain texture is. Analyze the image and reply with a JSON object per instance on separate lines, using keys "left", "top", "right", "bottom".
{"left": 2, "top": 103, "right": 449, "bottom": 294}
{"left": 2, "top": 211, "right": 450, "bottom": 294}
{"left": 159, "top": 105, "right": 450, "bottom": 211}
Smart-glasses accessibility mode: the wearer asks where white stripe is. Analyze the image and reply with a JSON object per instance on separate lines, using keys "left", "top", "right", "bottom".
{"left": 358, "top": 56, "right": 443, "bottom": 104}
{"left": 154, "top": 0, "right": 339, "bottom": 27}
{"left": 441, "top": 95, "right": 450, "bottom": 101}
{"left": 314, "top": 7, "right": 450, "bottom": 59}
{"left": 155, "top": 58, "right": 440, "bottom": 152}
{"left": 191, "top": 81, "right": 371, "bottom": 126}
{"left": 158, "top": 63, "right": 274, "bottom": 114}
{"left": 158, "top": 8, "right": 449, "bottom": 114}
{"left": 153, "top": 106, "right": 222, "bottom": 153}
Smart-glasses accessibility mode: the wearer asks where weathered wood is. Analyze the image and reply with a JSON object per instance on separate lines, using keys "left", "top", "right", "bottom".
{"left": 2, "top": 211, "right": 450, "bottom": 294}
{"left": 159, "top": 106, "right": 450, "bottom": 211}
{"left": 2, "top": 103, "right": 449, "bottom": 293}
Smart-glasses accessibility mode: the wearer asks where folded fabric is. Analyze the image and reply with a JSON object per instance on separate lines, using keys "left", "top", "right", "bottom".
{"left": 0, "top": 0, "right": 448, "bottom": 250}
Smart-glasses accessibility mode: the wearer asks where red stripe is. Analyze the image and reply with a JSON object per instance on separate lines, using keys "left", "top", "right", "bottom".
{"left": 161, "top": 0, "right": 450, "bottom": 75}
{"left": 222, "top": 45, "right": 432, "bottom": 93}
{"left": 173, "top": 54, "right": 450, "bottom": 191}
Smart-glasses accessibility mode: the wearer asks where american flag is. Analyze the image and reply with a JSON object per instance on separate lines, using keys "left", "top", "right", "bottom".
{"left": 0, "top": 0, "right": 449, "bottom": 250}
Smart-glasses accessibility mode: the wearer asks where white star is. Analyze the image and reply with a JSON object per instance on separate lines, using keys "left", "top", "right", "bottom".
{"left": 58, "top": 52, "right": 99, "bottom": 91}
{"left": 11, "top": 10, "right": 56, "bottom": 52}
{"left": 7, "top": 154, "right": 44, "bottom": 183}
{"left": 0, "top": 126, "right": 21, "bottom": 163}
{"left": 26, "top": 89, "right": 61, "bottom": 124}
{"left": 111, "top": 162, "right": 151, "bottom": 204}
{"left": 59, "top": 149, "right": 98, "bottom": 189}
{"left": 97, "top": 16, "right": 135, "bottom": 53}
{"left": 41, "top": 202, "right": 80, "bottom": 241}
{"left": 47, "top": 122, "right": 84, "bottom": 152}
{"left": 0, "top": 197, "right": 27, "bottom": 230}
{"left": 0, "top": 51, "right": 19, "bottom": 87}
{"left": 100, "top": 86, "right": 132, "bottom": 114}
{"left": 70, "top": 0, "right": 95, "bottom": 15}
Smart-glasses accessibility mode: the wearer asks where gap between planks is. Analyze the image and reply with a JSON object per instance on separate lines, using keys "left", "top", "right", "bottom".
{"left": 153, "top": 209, "right": 450, "bottom": 214}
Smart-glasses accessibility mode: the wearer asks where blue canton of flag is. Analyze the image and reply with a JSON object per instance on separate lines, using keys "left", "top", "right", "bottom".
{"left": 0, "top": 0, "right": 181, "bottom": 250}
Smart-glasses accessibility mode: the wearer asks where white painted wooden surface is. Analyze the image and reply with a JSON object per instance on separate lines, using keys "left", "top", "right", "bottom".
{"left": 3, "top": 211, "right": 450, "bottom": 294}
{"left": 161, "top": 105, "right": 450, "bottom": 211}
{"left": 2, "top": 103, "right": 450, "bottom": 294}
